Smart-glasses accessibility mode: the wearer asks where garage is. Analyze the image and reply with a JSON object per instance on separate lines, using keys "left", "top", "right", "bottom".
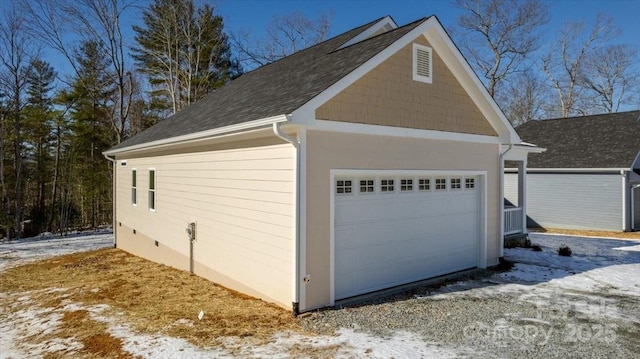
{"left": 332, "top": 170, "right": 485, "bottom": 300}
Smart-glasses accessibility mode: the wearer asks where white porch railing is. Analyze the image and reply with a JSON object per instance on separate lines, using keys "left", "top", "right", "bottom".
{"left": 504, "top": 207, "right": 524, "bottom": 235}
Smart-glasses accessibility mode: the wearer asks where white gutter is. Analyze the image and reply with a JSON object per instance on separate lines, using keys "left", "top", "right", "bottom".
{"left": 272, "top": 122, "right": 301, "bottom": 315}
{"left": 521, "top": 168, "right": 631, "bottom": 173}
{"left": 104, "top": 115, "right": 288, "bottom": 156}
{"left": 498, "top": 144, "right": 513, "bottom": 258}
{"left": 103, "top": 153, "right": 117, "bottom": 248}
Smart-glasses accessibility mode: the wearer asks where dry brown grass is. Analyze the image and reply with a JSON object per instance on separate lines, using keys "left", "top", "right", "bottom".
{"left": 0, "top": 248, "right": 301, "bottom": 354}
{"left": 530, "top": 227, "right": 640, "bottom": 240}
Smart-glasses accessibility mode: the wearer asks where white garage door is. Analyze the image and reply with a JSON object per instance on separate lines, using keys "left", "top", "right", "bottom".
{"left": 334, "top": 172, "right": 482, "bottom": 300}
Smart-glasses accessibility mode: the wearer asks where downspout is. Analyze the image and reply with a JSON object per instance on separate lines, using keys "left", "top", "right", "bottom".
{"left": 273, "top": 122, "right": 301, "bottom": 316}
{"left": 498, "top": 144, "right": 513, "bottom": 258}
{"left": 103, "top": 153, "right": 117, "bottom": 248}
{"left": 621, "top": 170, "right": 628, "bottom": 231}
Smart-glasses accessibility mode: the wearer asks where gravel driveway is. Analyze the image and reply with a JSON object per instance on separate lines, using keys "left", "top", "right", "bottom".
{"left": 300, "top": 234, "right": 640, "bottom": 359}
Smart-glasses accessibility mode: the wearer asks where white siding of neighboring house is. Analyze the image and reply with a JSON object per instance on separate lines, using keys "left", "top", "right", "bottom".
{"left": 505, "top": 172, "right": 622, "bottom": 231}
{"left": 115, "top": 143, "right": 295, "bottom": 307}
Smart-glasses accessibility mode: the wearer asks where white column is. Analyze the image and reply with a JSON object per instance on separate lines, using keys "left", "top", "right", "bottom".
{"left": 518, "top": 159, "right": 528, "bottom": 234}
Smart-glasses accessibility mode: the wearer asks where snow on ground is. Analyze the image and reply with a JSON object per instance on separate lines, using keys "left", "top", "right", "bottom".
{"left": 1, "top": 231, "right": 640, "bottom": 358}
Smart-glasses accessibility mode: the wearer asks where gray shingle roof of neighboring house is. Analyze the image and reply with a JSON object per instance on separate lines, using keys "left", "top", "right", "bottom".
{"left": 515, "top": 110, "right": 640, "bottom": 169}
{"left": 109, "top": 16, "right": 428, "bottom": 152}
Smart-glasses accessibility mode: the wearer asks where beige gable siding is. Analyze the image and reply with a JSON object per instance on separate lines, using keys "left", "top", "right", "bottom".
{"left": 303, "top": 130, "right": 500, "bottom": 310}
{"left": 315, "top": 36, "right": 497, "bottom": 136}
{"left": 115, "top": 143, "right": 295, "bottom": 307}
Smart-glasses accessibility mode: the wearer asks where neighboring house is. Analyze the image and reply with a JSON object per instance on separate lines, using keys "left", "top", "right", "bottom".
{"left": 505, "top": 111, "right": 640, "bottom": 232}
{"left": 104, "top": 16, "right": 540, "bottom": 314}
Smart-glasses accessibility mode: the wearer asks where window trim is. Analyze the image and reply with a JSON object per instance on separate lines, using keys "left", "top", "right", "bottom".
{"left": 148, "top": 168, "right": 156, "bottom": 212}
{"left": 450, "top": 177, "right": 462, "bottom": 191}
{"left": 413, "top": 43, "right": 433, "bottom": 84}
{"left": 400, "top": 178, "right": 414, "bottom": 192}
{"left": 380, "top": 178, "right": 395, "bottom": 193}
{"left": 359, "top": 179, "right": 376, "bottom": 194}
{"left": 336, "top": 179, "right": 353, "bottom": 195}
{"left": 131, "top": 168, "right": 137, "bottom": 206}
{"left": 418, "top": 178, "right": 431, "bottom": 192}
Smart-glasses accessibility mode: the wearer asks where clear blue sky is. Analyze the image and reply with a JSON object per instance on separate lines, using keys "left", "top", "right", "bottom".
{"left": 3, "top": 0, "right": 640, "bottom": 76}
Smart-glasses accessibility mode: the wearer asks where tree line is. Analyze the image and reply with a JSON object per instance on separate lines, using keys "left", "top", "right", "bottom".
{"left": 0, "top": 0, "right": 328, "bottom": 239}
{"left": 1, "top": 0, "right": 635, "bottom": 239}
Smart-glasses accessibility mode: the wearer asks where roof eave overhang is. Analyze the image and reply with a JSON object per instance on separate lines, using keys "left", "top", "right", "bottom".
{"left": 103, "top": 114, "right": 290, "bottom": 157}
{"left": 509, "top": 168, "right": 632, "bottom": 173}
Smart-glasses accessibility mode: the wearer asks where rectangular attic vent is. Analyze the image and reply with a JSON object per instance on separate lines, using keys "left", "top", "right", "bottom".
{"left": 413, "top": 43, "right": 433, "bottom": 84}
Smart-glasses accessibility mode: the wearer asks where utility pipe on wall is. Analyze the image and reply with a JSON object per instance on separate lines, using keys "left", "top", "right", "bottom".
{"left": 272, "top": 122, "right": 301, "bottom": 315}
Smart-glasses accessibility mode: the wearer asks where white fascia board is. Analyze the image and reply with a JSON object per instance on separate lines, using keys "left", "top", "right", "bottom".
{"left": 312, "top": 120, "right": 501, "bottom": 144}
{"left": 292, "top": 17, "right": 519, "bottom": 144}
{"left": 424, "top": 24, "right": 519, "bottom": 144}
{"left": 502, "top": 144, "right": 546, "bottom": 161}
{"left": 103, "top": 114, "right": 289, "bottom": 156}
{"left": 337, "top": 16, "right": 398, "bottom": 50}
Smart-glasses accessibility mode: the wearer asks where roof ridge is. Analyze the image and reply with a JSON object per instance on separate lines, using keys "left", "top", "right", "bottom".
{"left": 330, "top": 17, "right": 429, "bottom": 54}
{"left": 541, "top": 109, "right": 640, "bottom": 122}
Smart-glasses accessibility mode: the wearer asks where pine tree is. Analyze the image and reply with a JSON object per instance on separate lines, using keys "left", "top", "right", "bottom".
{"left": 23, "top": 58, "right": 57, "bottom": 234}
{"left": 132, "top": 0, "right": 240, "bottom": 116}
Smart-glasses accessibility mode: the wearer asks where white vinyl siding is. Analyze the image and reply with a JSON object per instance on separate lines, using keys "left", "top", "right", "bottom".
{"left": 505, "top": 172, "right": 622, "bottom": 231}
{"left": 115, "top": 144, "right": 295, "bottom": 305}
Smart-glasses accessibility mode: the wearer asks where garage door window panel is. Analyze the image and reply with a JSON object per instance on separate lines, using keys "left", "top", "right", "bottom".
{"left": 451, "top": 177, "right": 462, "bottom": 190}
{"left": 359, "top": 179, "right": 375, "bottom": 194}
{"left": 418, "top": 178, "right": 431, "bottom": 191}
{"left": 465, "top": 177, "right": 476, "bottom": 189}
{"left": 336, "top": 179, "right": 353, "bottom": 195}
{"left": 380, "top": 179, "right": 395, "bottom": 193}
{"left": 435, "top": 178, "right": 447, "bottom": 190}
{"left": 400, "top": 179, "right": 413, "bottom": 191}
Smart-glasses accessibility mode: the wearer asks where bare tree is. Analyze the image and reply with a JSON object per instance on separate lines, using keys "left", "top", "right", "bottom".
{"left": 542, "top": 14, "right": 616, "bottom": 117}
{"left": 21, "top": 0, "right": 135, "bottom": 143}
{"left": 580, "top": 44, "right": 639, "bottom": 113}
{"left": 233, "top": 11, "right": 332, "bottom": 69}
{"left": 0, "top": 9, "right": 34, "bottom": 239}
{"left": 500, "top": 70, "right": 548, "bottom": 126}
{"left": 453, "top": 0, "right": 549, "bottom": 98}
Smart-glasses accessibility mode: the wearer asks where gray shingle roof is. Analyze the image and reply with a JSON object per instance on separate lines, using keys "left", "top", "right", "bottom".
{"left": 515, "top": 111, "right": 640, "bottom": 169}
{"left": 110, "top": 17, "right": 428, "bottom": 152}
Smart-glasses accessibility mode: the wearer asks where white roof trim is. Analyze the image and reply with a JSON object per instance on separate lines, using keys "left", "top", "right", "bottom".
{"left": 291, "top": 16, "right": 520, "bottom": 144}
{"left": 338, "top": 16, "right": 398, "bottom": 50}
{"left": 103, "top": 114, "right": 289, "bottom": 156}
{"left": 312, "top": 119, "right": 501, "bottom": 144}
{"left": 507, "top": 168, "right": 632, "bottom": 173}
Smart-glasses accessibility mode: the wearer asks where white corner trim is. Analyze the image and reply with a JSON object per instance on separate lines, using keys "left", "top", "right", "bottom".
{"left": 312, "top": 120, "right": 501, "bottom": 144}
{"left": 104, "top": 114, "right": 289, "bottom": 156}
{"left": 338, "top": 16, "right": 398, "bottom": 50}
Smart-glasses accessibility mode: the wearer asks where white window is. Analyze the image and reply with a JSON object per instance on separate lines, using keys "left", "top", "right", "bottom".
{"left": 418, "top": 178, "right": 431, "bottom": 191}
{"left": 131, "top": 169, "right": 137, "bottom": 206}
{"left": 380, "top": 179, "right": 395, "bottom": 193}
{"left": 400, "top": 178, "right": 413, "bottom": 191}
{"left": 149, "top": 169, "right": 156, "bottom": 211}
{"left": 465, "top": 178, "right": 475, "bottom": 189}
{"left": 435, "top": 178, "right": 447, "bottom": 190}
{"left": 413, "top": 43, "right": 433, "bottom": 83}
{"left": 336, "top": 179, "right": 353, "bottom": 195}
{"left": 359, "top": 179, "right": 375, "bottom": 193}
{"left": 451, "top": 177, "right": 462, "bottom": 190}
{"left": 120, "top": 160, "right": 127, "bottom": 167}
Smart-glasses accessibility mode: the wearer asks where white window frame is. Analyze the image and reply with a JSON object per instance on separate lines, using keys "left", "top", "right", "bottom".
{"left": 380, "top": 178, "right": 395, "bottom": 193}
{"left": 465, "top": 177, "right": 476, "bottom": 189}
{"left": 413, "top": 43, "right": 433, "bottom": 84}
{"left": 131, "top": 168, "right": 137, "bottom": 206}
{"left": 149, "top": 168, "right": 156, "bottom": 212}
{"left": 450, "top": 177, "right": 462, "bottom": 190}
{"left": 336, "top": 179, "right": 353, "bottom": 195}
{"left": 435, "top": 177, "right": 447, "bottom": 191}
{"left": 400, "top": 178, "right": 414, "bottom": 192}
{"left": 418, "top": 178, "right": 431, "bottom": 191}
{"left": 359, "top": 179, "right": 376, "bottom": 194}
